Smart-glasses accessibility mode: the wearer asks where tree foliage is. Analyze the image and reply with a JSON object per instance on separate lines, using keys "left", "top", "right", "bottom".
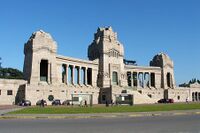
{"left": 179, "top": 78, "right": 200, "bottom": 87}
{"left": 0, "top": 67, "right": 23, "bottom": 79}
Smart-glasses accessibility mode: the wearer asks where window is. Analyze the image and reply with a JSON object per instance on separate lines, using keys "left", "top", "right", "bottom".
{"left": 112, "top": 71, "right": 118, "bottom": 85}
{"left": 7, "top": 90, "right": 13, "bottom": 95}
{"left": 177, "top": 96, "right": 180, "bottom": 100}
{"left": 0, "top": 90, "right": 1, "bottom": 95}
{"left": 72, "top": 97, "right": 79, "bottom": 101}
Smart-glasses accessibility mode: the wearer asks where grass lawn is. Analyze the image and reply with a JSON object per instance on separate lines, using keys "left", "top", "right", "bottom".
{"left": 9, "top": 103, "right": 200, "bottom": 114}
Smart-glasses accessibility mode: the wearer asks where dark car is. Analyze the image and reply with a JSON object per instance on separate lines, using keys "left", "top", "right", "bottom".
{"left": 18, "top": 100, "right": 31, "bottom": 106}
{"left": 168, "top": 99, "right": 174, "bottom": 103}
{"left": 62, "top": 100, "right": 72, "bottom": 106}
{"left": 36, "top": 99, "right": 47, "bottom": 106}
{"left": 158, "top": 98, "right": 174, "bottom": 103}
{"left": 52, "top": 99, "right": 61, "bottom": 106}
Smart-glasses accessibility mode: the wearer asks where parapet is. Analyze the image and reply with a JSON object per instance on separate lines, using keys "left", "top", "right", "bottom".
{"left": 150, "top": 52, "right": 173, "bottom": 68}
{"left": 24, "top": 30, "right": 57, "bottom": 54}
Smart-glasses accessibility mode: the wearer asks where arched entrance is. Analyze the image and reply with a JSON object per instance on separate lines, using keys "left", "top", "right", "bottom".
{"left": 167, "top": 72, "right": 171, "bottom": 88}
{"left": 40, "top": 60, "right": 48, "bottom": 82}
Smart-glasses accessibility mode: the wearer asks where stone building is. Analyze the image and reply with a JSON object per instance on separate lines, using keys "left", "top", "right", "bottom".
{"left": 0, "top": 26, "right": 200, "bottom": 105}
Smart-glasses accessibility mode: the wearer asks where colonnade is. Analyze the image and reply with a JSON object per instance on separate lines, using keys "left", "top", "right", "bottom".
{"left": 62, "top": 64, "right": 92, "bottom": 86}
{"left": 192, "top": 92, "right": 200, "bottom": 101}
{"left": 127, "top": 71, "right": 155, "bottom": 88}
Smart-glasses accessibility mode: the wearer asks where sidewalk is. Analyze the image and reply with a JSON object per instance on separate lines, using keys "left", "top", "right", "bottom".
{"left": 0, "top": 105, "right": 23, "bottom": 116}
{"left": 1, "top": 109, "right": 200, "bottom": 120}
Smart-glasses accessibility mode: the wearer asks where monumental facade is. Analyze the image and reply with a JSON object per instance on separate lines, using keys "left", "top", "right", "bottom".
{"left": 0, "top": 27, "right": 200, "bottom": 105}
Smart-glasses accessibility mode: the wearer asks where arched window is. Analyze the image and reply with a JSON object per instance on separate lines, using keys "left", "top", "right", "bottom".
{"left": 112, "top": 71, "right": 118, "bottom": 85}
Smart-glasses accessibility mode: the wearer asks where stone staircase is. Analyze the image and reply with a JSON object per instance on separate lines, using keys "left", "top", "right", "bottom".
{"left": 112, "top": 86, "right": 157, "bottom": 104}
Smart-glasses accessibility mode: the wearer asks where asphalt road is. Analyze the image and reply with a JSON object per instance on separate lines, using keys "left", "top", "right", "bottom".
{"left": 0, "top": 115, "right": 200, "bottom": 133}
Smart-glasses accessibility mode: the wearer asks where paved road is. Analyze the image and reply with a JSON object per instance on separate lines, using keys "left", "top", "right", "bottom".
{"left": 0, "top": 115, "right": 200, "bottom": 133}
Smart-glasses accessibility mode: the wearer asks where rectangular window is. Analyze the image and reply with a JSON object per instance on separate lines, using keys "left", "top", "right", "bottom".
{"left": 0, "top": 90, "right": 1, "bottom": 95}
{"left": 72, "top": 97, "right": 79, "bottom": 101}
{"left": 7, "top": 90, "right": 13, "bottom": 95}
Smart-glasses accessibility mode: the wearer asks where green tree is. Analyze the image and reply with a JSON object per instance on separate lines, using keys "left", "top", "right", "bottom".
{"left": 179, "top": 78, "right": 200, "bottom": 87}
{"left": 0, "top": 67, "right": 23, "bottom": 79}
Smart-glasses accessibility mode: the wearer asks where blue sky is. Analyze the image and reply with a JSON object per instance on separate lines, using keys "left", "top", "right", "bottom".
{"left": 0, "top": 0, "right": 199, "bottom": 84}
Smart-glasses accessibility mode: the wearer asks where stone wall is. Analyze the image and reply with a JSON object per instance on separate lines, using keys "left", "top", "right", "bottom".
{"left": 0, "top": 79, "right": 26, "bottom": 105}
{"left": 26, "top": 84, "right": 100, "bottom": 105}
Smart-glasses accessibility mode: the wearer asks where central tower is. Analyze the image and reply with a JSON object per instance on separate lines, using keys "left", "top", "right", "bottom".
{"left": 88, "top": 27, "right": 126, "bottom": 88}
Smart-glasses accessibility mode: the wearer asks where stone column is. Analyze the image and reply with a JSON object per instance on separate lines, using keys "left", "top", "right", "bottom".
{"left": 71, "top": 65, "right": 74, "bottom": 85}
{"left": 65, "top": 64, "right": 68, "bottom": 84}
{"left": 137, "top": 72, "right": 139, "bottom": 88}
{"left": 85, "top": 67, "right": 87, "bottom": 85}
{"left": 78, "top": 66, "right": 81, "bottom": 85}
{"left": 149, "top": 73, "right": 151, "bottom": 87}
{"left": 48, "top": 62, "right": 51, "bottom": 84}
{"left": 131, "top": 72, "right": 133, "bottom": 87}
{"left": 38, "top": 61, "right": 41, "bottom": 82}
{"left": 142, "top": 72, "right": 145, "bottom": 88}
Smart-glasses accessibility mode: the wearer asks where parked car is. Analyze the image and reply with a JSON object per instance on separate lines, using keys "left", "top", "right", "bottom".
{"left": 158, "top": 98, "right": 174, "bottom": 103}
{"left": 52, "top": 99, "right": 61, "bottom": 106}
{"left": 36, "top": 99, "right": 47, "bottom": 106}
{"left": 18, "top": 100, "right": 31, "bottom": 106}
{"left": 62, "top": 100, "right": 73, "bottom": 106}
{"left": 168, "top": 99, "right": 174, "bottom": 103}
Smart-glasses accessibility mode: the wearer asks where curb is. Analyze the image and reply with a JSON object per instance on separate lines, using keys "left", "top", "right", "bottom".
{"left": 1, "top": 110, "right": 200, "bottom": 120}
